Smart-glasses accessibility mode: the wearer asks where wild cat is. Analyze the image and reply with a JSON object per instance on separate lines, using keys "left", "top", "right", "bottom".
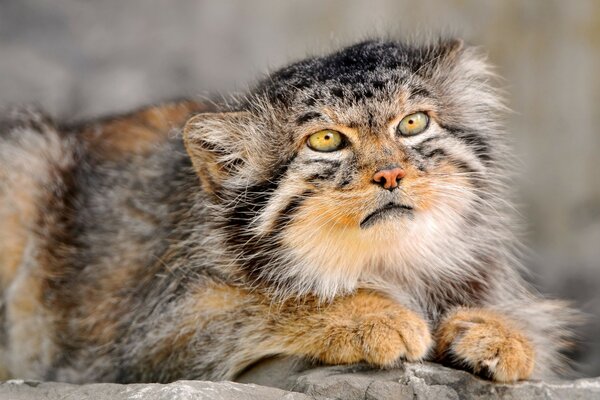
{"left": 0, "top": 38, "right": 578, "bottom": 384}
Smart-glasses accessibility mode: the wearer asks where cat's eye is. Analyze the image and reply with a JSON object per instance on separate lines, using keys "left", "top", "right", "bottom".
{"left": 397, "top": 112, "right": 429, "bottom": 136}
{"left": 307, "top": 130, "right": 345, "bottom": 152}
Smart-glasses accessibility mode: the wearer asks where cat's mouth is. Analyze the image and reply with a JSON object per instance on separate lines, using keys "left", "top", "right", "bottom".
{"left": 359, "top": 202, "right": 414, "bottom": 229}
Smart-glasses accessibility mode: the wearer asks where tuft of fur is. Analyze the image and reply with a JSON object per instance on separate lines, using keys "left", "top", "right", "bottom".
{"left": 0, "top": 38, "right": 580, "bottom": 383}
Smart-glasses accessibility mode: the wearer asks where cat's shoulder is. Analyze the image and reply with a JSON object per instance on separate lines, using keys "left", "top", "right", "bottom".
{"left": 69, "top": 99, "right": 213, "bottom": 161}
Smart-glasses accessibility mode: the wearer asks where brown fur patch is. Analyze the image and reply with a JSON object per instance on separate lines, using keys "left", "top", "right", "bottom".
{"left": 270, "top": 289, "right": 431, "bottom": 366}
{"left": 0, "top": 136, "right": 65, "bottom": 290}
{"left": 435, "top": 308, "right": 535, "bottom": 382}
{"left": 189, "top": 283, "right": 247, "bottom": 314}
{"left": 80, "top": 100, "right": 212, "bottom": 161}
{"left": 0, "top": 212, "right": 29, "bottom": 289}
{"left": 0, "top": 168, "right": 43, "bottom": 289}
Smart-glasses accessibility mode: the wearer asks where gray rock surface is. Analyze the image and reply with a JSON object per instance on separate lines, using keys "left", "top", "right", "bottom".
{"left": 238, "top": 357, "right": 600, "bottom": 400}
{"left": 2, "top": 358, "right": 599, "bottom": 400}
{"left": 0, "top": 379, "right": 311, "bottom": 400}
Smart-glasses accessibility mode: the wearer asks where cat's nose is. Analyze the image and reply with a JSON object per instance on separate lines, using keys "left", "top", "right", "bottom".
{"left": 372, "top": 167, "right": 406, "bottom": 190}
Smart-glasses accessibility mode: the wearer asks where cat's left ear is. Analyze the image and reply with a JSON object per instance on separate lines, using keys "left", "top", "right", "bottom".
{"left": 439, "top": 38, "right": 464, "bottom": 60}
{"left": 419, "top": 38, "right": 466, "bottom": 76}
{"left": 183, "top": 111, "right": 254, "bottom": 195}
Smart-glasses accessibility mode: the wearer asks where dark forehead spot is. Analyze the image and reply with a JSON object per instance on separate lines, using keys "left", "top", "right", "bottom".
{"left": 291, "top": 77, "right": 312, "bottom": 90}
{"left": 336, "top": 76, "right": 352, "bottom": 85}
{"left": 384, "top": 59, "right": 401, "bottom": 69}
{"left": 296, "top": 111, "right": 322, "bottom": 125}
{"left": 367, "top": 111, "right": 376, "bottom": 128}
{"left": 273, "top": 89, "right": 291, "bottom": 103}
{"left": 408, "top": 86, "right": 431, "bottom": 99}
{"left": 371, "top": 80, "right": 385, "bottom": 90}
{"left": 350, "top": 87, "right": 376, "bottom": 103}
{"left": 353, "top": 90, "right": 364, "bottom": 102}
{"left": 330, "top": 87, "right": 344, "bottom": 99}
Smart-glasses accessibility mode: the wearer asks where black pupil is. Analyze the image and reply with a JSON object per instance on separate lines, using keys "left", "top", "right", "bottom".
{"left": 408, "top": 120, "right": 414, "bottom": 124}
{"left": 324, "top": 134, "right": 331, "bottom": 140}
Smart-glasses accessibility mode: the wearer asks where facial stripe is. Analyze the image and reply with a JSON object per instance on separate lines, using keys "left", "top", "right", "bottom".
{"left": 440, "top": 124, "right": 492, "bottom": 162}
{"left": 306, "top": 168, "right": 338, "bottom": 182}
{"left": 273, "top": 189, "right": 313, "bottom": 231}
{"left": 408, "top": 134, "right": 485, "bottom": 191}
{"left": 423, "top": 148, "right": 448, "bottom": 159}
{"left": 408, "top": 85, "right": 431, "bottom": 99}
{"left": 224, "top": 159, "right": 293, "bottom": 228}
{"left": 412, "top": 136, "right": 442, "bottom": 155}
{"left": 338, "top": 174, "right": 353, "bottom": 188}
{"left": 296, "top": 111, "right": 322, "bottom": 125}
{"left": 227, "top": 182, "right": 276, "bottom": 228}
{"left": 456, "top": 131, "right": 492, "bottom": 162}
{"left": 309, "top": 159, "right": 342, "bottom": 168}
{"left": 447, "top": 157, "right": 478, "bottom": 175}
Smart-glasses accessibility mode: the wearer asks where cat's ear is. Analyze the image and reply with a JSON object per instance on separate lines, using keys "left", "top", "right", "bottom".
{"left": 418, "top": 38, "right": 466, "bottom": 77}
{"left": 439, "top": 38, "right": 464, "bottom": 60}
{"left": 183, "top": 111, "right": 252, "bottom": 195}
{"left": 421, "top": 38, "right": 497, "bottom": 89}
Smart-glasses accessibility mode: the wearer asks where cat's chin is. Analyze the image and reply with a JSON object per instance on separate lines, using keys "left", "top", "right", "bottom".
{"left": 359, "top": 203, "right": 414, "bottom": 229}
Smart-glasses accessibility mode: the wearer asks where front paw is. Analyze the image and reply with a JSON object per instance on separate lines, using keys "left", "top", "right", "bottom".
{"left": 435, "top": 308, "right": 534, "bottom": 382}
{"left": 315, "top": 292, "right": 432, "bottom": 367}
{"left": 357, "top": 309, "right": 432, "bottom": 365}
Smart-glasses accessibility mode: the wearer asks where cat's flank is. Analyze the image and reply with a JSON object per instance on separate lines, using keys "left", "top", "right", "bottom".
{"left": 0, "top": 38, "right": 578, "bottom": 383}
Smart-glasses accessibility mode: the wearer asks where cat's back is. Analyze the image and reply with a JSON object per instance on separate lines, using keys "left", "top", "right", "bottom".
{"left": 0, "top": 100, "right": 214, "bottom": 379}
{"left": 0, "top": 100, "right": 208, "bottom": 291}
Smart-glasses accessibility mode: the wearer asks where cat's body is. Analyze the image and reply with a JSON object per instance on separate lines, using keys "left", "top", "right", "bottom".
{"left": 0, "top": 39, "right": 578, "bottom": 383}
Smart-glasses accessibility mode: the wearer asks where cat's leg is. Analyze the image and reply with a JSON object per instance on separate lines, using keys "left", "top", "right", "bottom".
{"left": 268, "top": 289, "right": 432, "bottom": 367}
{"left": 116, "top": 286, "right": 432, "bottom": 382}
{"left": 434, "top": 307, "right": 535, "bottom": 382}
{"left": 167, "top": 286, "right": 433, "bottom": 381}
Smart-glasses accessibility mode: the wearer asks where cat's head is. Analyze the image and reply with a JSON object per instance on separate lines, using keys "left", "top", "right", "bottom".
{"left": 184, "top": 38, "right": 511, "bottom": 299}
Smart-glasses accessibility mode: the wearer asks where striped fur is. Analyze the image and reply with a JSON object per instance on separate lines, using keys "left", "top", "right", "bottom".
{"left": 0, "top": 38, "right": 580, "bottom": 383}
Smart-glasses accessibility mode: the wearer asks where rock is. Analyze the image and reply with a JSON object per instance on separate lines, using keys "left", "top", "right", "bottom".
{"left": 2, "top": 359, "right": 599, "bottom": 400}
{"left": 0, "top": 378, "right": 313, "bottom": 400}
{"left": 237, "top": 357, "right": 600, "bottom": 400}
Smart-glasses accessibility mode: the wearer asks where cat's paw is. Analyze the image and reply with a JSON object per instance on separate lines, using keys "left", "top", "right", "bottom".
{"left": 356, "top": 309, "right": 432, "bottom": 365}
{"left": 435, "top": 308, "right": 534, "bottom": 382}
{"left": 315, "top": 292, "right": 432, "bottom": 367}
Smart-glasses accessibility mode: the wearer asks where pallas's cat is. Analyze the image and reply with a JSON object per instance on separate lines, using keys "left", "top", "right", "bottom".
{"left": 0, "top": 38, "right": 578, "bottom": 383}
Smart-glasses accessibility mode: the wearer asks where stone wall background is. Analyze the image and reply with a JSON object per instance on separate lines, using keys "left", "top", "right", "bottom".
{"left": 1, "top": 0, "right": 599, "bottom": 377}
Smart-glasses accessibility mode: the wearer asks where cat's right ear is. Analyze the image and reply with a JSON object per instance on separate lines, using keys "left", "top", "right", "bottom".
{"left": 183, "top": 112, "right": 252, "bottom": 196}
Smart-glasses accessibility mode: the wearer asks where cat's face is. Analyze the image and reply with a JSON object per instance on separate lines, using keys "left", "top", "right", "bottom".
{"left": 184, "top": 39, "right": 506, "bottom": 299}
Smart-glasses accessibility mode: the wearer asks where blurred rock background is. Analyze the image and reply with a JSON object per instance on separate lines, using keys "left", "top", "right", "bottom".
{"left": 1, "top": 0, "right": 599, "bottom": 377}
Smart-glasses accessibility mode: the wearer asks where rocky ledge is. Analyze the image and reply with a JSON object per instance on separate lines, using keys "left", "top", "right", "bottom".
{"left": 2, "top": 358, "right": 599, "bottom": 400}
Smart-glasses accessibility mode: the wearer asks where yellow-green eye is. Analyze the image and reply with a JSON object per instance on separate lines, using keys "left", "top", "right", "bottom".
{"left": 397, "top": 112, "right": 429, "bottom": 136}
{"left": 307, "top": 130, "right": 345, "bottom": 152}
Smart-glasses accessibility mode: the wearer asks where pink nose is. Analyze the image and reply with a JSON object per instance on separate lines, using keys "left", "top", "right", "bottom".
{"left": 372, "top": 167, "right": 406, "bottom": 190}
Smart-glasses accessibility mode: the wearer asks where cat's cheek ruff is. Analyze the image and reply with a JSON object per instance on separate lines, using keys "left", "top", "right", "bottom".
{"left": 267, "top": 182, "right": 480, "bottom": 301}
